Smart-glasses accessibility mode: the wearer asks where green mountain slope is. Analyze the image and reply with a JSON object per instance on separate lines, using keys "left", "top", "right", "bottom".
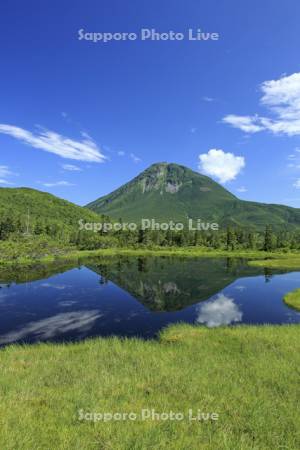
{"left": 0, "top": 187, "right": 101, "bottom": 234}
{"left": 86, "top": 162, "right": 300, "bottom": 230}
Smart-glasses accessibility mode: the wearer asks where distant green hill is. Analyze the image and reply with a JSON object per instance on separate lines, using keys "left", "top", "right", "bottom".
{"left": 0, "top": 187, "right": 101, "bottom": 235}
{"left": 86, "top": 162, "right": 300, "bottom": 230}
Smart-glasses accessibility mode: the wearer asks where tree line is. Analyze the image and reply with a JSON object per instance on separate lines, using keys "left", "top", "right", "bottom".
{"left": 0, "top": 214, "right": 300, "bottom": 251}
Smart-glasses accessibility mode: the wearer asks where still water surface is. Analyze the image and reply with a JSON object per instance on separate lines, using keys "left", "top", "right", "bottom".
{"left": 0, "top": 256, "right": 299, "bottom": 345}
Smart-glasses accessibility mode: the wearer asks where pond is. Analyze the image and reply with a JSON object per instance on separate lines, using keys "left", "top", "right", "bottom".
{"left": 0, "top": 256, "right": 299, "bottom": 345}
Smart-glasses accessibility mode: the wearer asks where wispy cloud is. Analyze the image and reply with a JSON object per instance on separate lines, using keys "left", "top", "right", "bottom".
{"left": 0, "top": 124, "right": 106, "bottom": 162}
{"left": 236, "top": 186, "right": 248, "bottom": 193}
{"left": 0, "top": 166, "right": 14, "bottom": 178}
{"left": 116, "top": 150, "right": 141, "bottom": 163}
{"left": 130, "top": 152, "right": 142, "bottom": 163}
{"left": 0, "top": 179, "right": 14, "bottom": 185}
{"left": 40, "top": 180, "right": 75, "bottom": 187}
{"left": 202, "top": 96, "right": 215, "bottom": 102}
{"left": 198, "top": 149, "right": 245, "bottom": 183}
{"left": 293, "top": 179, "right": 300, "bottom": 189}
{"left": 61, "top": 164, "right": 82, "bottom": 172}
{"left": 0, "top": 165, "right": 17, "bottom": 185}
{"left": 223, "top": 115, "right": 264, "bottom": 133}
{"left": 286, "top": 148, "right": 300, "bottom": 169}
{"left": 223, "top": 72, "right": 300, "bottom": 136}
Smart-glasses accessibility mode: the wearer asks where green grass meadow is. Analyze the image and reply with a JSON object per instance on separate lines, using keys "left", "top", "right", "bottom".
{"left": 283, "top": 288, "right": 300, "bottom": 311}
{"left": 0, "top": 324, "right": 300, "bottom": 449}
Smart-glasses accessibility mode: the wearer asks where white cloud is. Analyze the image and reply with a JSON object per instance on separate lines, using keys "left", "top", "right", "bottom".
{"left": 198, "top": 149, "right": 245, "bottom": 183}
{"left": 223, "top": 72, "right": 300, "bottom": 136}
{"left": 196, "top": 294, "right": 242, "bottom": 328}
{"left": 0, "top": 124, "right": 106, "bottom": 162}
{"left": 202, "top": 96, "right": 214, "bottom": 102}
{"left": 62, "top": 164, "right": 82, "bottom": 172}
{"left": 118, "top": 151, "right": 125, "bottom": 156}
{"left": 0, "top": 179, "right": 14, "bottom": 185}
{"left": 40, "top": 180, "right": 75, "bottom": 187}
{"left": 223, "top": 115, "right": 264, "bottom": 133}
{"left": 236, "top": 186, "right": 247, "bottom": 193}
{"left": 130, "top": 153, "right": 142, "bottom": 163}
{"left": 293, "top": 179, "right": 300, "bottom": 189}
{"left": 0, "top": 166, "right": 13, "bottom": 178}
{"left": 0, "top": 165, "right": 17, "bottom": 185}
{"left": 286, "top": 149, "right": 300, "bottom": 169}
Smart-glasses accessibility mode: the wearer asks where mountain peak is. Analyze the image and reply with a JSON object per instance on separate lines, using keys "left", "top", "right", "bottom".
{"left": 137, "top": 163, "right": 184, "bottom": 194}
{"left": 139, "top": 162, "right": 201, "bottom": 180}
{"left": 86, "top": 161, "right": 300, "bottom": 229}
{"left": 87, "top": 161, "right": 238, "bottom": 222}
{"left": 148, "top": 162, "right": 169, "bottom": 167}
{"left": 146, "top": 161, "right": 191, "bottom": 172}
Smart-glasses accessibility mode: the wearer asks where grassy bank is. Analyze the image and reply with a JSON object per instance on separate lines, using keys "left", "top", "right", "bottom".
{"left": 1, "top": 238, "right": 300, "bottom": 273}
{"left": 248, "top": 256, "right": 300, "bottom": 269}
{"left": 1, "top": 239, "right": 300, "bottom": 267}
{"left": 0, "top": 324, "right": 299, "bottom": 449}
{"left": 283, "top": 288, "right": 300, "bottom": 311}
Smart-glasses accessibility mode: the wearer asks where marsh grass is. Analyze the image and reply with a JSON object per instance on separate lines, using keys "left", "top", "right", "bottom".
{"left": 1, "top": 241, "right": 300, "bottom": 269}
{"left": 0, "top": 324, "right": 300, "bottom": 449}
{"left": 283, "top": 288, "right": 300, "bottom": 311}
{"left": 249, "top": 257, "right": 300, "bottom": 269}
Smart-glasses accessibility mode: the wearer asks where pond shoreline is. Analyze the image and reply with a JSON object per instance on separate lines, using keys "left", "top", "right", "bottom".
{"left": 1, "top": 246, "right": 300, "bottom": 270}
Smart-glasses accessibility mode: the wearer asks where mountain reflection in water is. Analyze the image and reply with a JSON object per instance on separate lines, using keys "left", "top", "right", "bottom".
{"left": 0, "top": 256, "right": 299, "bottom": 345}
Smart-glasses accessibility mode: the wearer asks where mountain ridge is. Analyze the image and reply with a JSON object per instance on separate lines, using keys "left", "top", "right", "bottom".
{"left": 86, "top": 162, "right": 300, "bottom": 230}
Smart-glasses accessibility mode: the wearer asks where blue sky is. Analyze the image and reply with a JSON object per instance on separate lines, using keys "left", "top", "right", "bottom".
{"left": 1, "top": 0, "right": 300, "bottom": 206}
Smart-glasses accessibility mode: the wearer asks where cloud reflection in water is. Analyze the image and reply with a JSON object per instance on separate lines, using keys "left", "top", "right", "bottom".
{"left": 196, "top": 294, "right": 242, "bottom": 328}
